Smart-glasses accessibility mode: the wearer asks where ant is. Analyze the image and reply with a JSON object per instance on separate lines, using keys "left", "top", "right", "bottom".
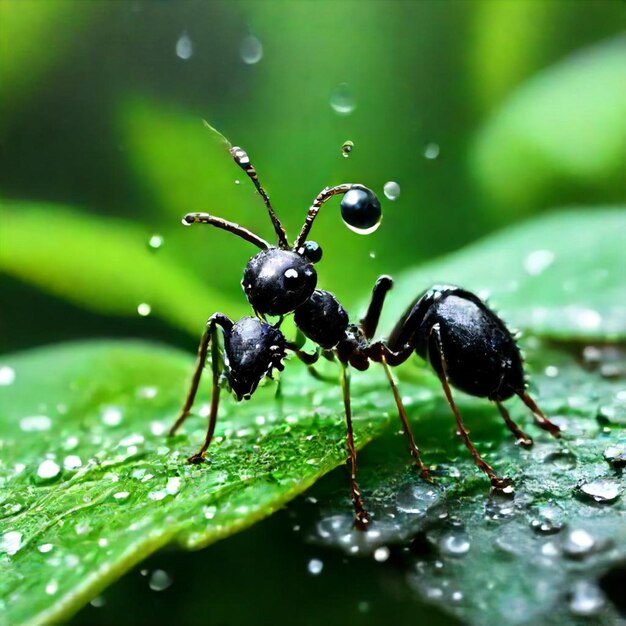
{"left": 168, "top": 132, "right": 561, "bottom": 529}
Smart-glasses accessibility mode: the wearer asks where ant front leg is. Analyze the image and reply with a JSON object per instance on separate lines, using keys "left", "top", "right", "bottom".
{"left": 169, "top": 313, "right": 234, "bottom": 464}
{"left": 360, "top": 275, "right": 393, "bottom": 340}
{"left": 429, "top": 323, "right": 512, "bottom": 490}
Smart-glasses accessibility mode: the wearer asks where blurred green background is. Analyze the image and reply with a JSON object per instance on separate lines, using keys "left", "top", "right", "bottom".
{"left": 0, "top": 1, "right": 624, "bottom": 624}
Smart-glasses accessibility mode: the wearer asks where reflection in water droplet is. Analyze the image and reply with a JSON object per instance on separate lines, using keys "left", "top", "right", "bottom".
{"left": 37, "top": 459, "right": 61, "bottom": 481}
{"left": 569, "top": 580, "right": 604, "bottom": 616}
{"left": 307, "top": 558, "right": 324, "bottom": 575}
{"left": 175, "top": 32, "right": 193, "bottom": 60}
{"left": 423, "top": 143, "right": 440, "bottom": 160}
{"left": 20, "top": 415, "right": 52, "bottom": 432}
{"left": 1, "top": 531, "right": 23, "bottom": 556}
{"left": 578, "top": 478, "right": 622, "bottom": 503}
{"left": 137, "top": 303, "right": 152, "bottom": 317}
{"left": 239, "top": 35, "right": 263, "bottom": 64}
{"left": 149, "top": 569, "right": 173, "bottom": 591}
{"left": 330, "top": 83, "right": 356, "bottom": 115}
{"left": 341, "top": 140, "right": 354, "bottom": 158}
{"left": 383, "top": 181, "right": 400, "bottom": 201}
{"left": 523, "top": 249, "right": 555, "bottom": 276}
{"left": 147, "top": 234, "right": 164, "bottom": 251}
{"left": 0, "top": 366, "right": 15, "bottom": 385}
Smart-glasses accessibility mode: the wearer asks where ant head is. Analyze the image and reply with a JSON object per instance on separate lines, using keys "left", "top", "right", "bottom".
{"left": 242, "top": 248, "right": 317, "bottom": 316}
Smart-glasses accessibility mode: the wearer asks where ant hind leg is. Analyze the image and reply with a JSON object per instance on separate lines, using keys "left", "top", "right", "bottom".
{"left": 495, "top": 401, "right": 533, "bottom": 448}
{"left": 517, "top": 391, "right": 561, "bottom": 438}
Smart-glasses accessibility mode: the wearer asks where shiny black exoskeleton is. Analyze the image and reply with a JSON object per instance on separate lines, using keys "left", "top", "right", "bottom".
{"left": 170, "top": 135, "right": 560, "bottom": 527}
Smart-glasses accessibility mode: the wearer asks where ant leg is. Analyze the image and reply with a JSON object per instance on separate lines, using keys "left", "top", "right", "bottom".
{"left": 360, "top": 275, "right": 393, "bottom": 340}
{"left": 340, "top": 364, "right": 370, "bottom": 530}
{"left": 517, "top": 391, "right": 561, "bottom": 438}
{"left": 429, "top": 324, "right": 511, "bottom": 489}
{"left": 168, "top": 313, "right": 233, "bottom": 464}
{"left": 380, "top": 357, "right": 431, "bottom": 479}
{"left": 495, "top": 402, "right": 533, "bottom": 448}
{"left": 286, "top": 343, "right": 338, "bottom": 384}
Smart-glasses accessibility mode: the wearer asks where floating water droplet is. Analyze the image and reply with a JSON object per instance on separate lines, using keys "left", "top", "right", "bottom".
{"left": 137, "top": 303, "right": 151, "bottom": 317}
{"left": 383, "top": 181, "right": 400, "bottom": 201}
{"left": 20, "top": 415, "right": 52, "bottom": 432}
{"left": 330, "top": 83, "right": 356, "bottom": 115}
{"left": 374, "top": 547, "right": 390, "bottom": 562}
{"left": 149, "top": 569, "right": 173, "bottom": 591}
{"left": 0, "top": 366, "right": 15, "bottom": 386}
{"left": 341, "top": 140, "right": 354, "bottom": 158}
{"left": 423, "top": 142, "right": 440, "bottom": 160}
{"left": 1, "top": 531, "right": 23, "bottom": 556}
{"left": 175, "top": 32, "right": 193, "bottom": 60}
{"left": 63, "top": 455, "right": 82, "bottom": 471}
{"left": 239, "top": 34, "right": 263, "bottom": 64}
{"left": 439, "top": 531, "right": 470, "bottom": 557}
{"left": 147, "top": 234, "right": 164, "bottom": 251}
{"left": 37, "top": 459, "right": 61, "bottom": 481}
{"left": 569, "top": 580, "right": 604, "bottom": 616}
{"left": 577, "top": 478, "right": 622, "bottom": 503}
{"left": 307, "top": 558, "right": 324, "bottom": 575}
{"left": 562, "top": 528, "right": 595, "bottom": 559}
{"left": 523, "top": 249, "right": 555, "bottom": 276}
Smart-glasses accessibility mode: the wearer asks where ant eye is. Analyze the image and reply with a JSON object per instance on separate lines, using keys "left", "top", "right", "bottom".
{"left": 302, "top": 241, "right": 323, "bottom": 264}
{"left": 340, "top": 185, "right": 382, "bottom": 235}
{"left": 283, "top": 268, "right": 302, "bottom": 290}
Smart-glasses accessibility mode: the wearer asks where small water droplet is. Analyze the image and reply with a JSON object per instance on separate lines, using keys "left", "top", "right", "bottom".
{"left": 423, "top": 142, "right": 440, "bottom": 160}
{"left": 137, "top": 386, "right": 158, "bottom": 399}
{"left": 147, "top": 234, "right": 164, "bottom": 251}
{"left": 396, "top": 483, "right": 440, "bottom": 514}
{"left": 523, "top": 249, "right": 555, "bottom": 276}
{"left": 603, "top": 444, "right": 626, "bottom": 468}
{"left": 544, "top": 365, "right": 559, "bottom": 378}
{"left": 439, "top": 531, "right": 470, "bottom": 557}
{"left": 562, "top": 528, "right": 595, "bottom": 559}
{"left": 0, "top": 366, "right": 16, "bottom": 386}
{"left": 577, "top": 478, "right": 622, "bottom": 503}
{"left": 234, "top": 179, "right": 241, "bottom": 185}
{"left": 149, "top": 569, "right": 173, "bottom": 591}
{"left": 37, "top": 459, "right": 61, "bottom": 481}
{"left": 98, "top": 538, "right": 109, "bottom": 548}
{"left": 543, "top": 450, "right": 577, "bottom": 470}
{"left": 368, "top": 251, "right": 376, "bottom": 259}
{"left": 119, "top": 433, "right": 144, "bottom": 447}
{"left": 63, "top": 455, "right": 82, "bottom": 471}
{"left": 45, "top": 580, "right": 59, "bottom": 595}
{"left": 137, "top": 303, "right": 151, "bottom": 317}
{"left": 1, "top": 531, "right": 23, "bottom": 556}
{"left": 175, "top": 32, "right": 193, "bottom": 60}
{"left": 203, "top": 505, "right": 217, "bottom": 520}
{"left": 166, "top": 477, "right": 182, "bottom": 495}
{"left": 307, "top": 558, "right": 324, "bottom": 575}
{"left": 113, "top": 491, "right": 130, "bottom": 500}
{"left": 569, "top": 580, "right": 604, "bottom": 616}
{"left": 90, "top": 596, "right": 106, "bottom": 608}
{"left": 374, "top": 547, "right": 390, "bottom": 562}
{"left": 38, "top": 543, "right": 54, "bottom": 554}
{"left": 330, "top": 82, "right": 356, "bottom": 115}
{"left": 341, "top": 140, "right": 354, "bottom": 158}
{"left": 20, "top": 415, "right": 52, "bottom": 432}
{"left": 383, "top": 181, "right": 400, "bottom": 201}
{"left": 239, "top": 34, "right": 263, "bottom": 64}
{"left": 148, "top": 490, "right": 167, "bottom": 501}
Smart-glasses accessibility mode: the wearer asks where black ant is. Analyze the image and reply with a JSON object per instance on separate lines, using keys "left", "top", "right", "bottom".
{"left": 168, "top": 134, "right": 561, "bottom": 529}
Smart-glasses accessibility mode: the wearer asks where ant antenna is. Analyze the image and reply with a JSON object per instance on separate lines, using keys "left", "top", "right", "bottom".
{"left": 182, "top": 213, "right": 270, "bottom": 250}
{"left": 293, "top": 184, "right": 356, "bottom": 250}
{"left": 202, "top": 121, "right": 289, "bottom": 249}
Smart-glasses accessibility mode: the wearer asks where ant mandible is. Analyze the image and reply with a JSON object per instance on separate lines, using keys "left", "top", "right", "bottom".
{"left": 169, "top": 132, "right": 561, "bottom": 529}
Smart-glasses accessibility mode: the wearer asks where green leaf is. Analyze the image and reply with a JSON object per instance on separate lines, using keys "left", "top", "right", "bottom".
{"left": 0, "top": 341, "right": 391, "bottom": 625}
{"left": 307, "top": 344, "right": 626, "bottom": 626}
{"left": 0, "top": 201, "right": 242, "bottom": 335}
{"left": 471, "top": 37, "right": 626, "bottom": 217}
{"left": 378, "top": 208, "right": 626, "bottom": 341}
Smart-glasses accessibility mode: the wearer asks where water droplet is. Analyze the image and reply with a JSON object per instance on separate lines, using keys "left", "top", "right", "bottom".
{"left": 0, "top": 366, "right": 15, "bottom": 385}
{"left": 523, "top": 249, "right": 555, "bottom": 276}
{"left": 38, "top": 543, "right": 54, "bottom": 554}
{"left": 203, "top": 505, "right": 217, "bottom": 520}
{"left": 341, "top": 140, "right": 354, "bottom": 158}
{"left": 166, "top": 477, "right": 182, "bottom": 495}
{"left": 175, "top": 32, "right": 193, "bottom": 60}
{"left": 239, "top": 34, "right": 263, "bottom": 64}
{"left": 37, "top": 459, "right": 61, "bottom": 481}
{"left": 569, "top": 580, "right": 604, "bottom": 616}
{"left": 374, "top": 547, "right": 390, "bottom": 562}
{"left": 90, "top": 596, "right": 106, "bottom": 608}
{"left": 395, "top": 483, "right": 440, "bottom": 514}
{"left": 98, "top": 538, "right": 109, "bottom": 547}
{"left": 137, "top": 386, "right": 158, "bottom": 399}
{"left": 63, "top": 455, "right": 82, "bottom": 471}
{"left": 307, "top": 558, "right": 324, "bottom": 575}
{"left": 603, "top": 444, "right": 626, "bottom": 467}
{"left": 530, "top": 504, "right": 564, "bottom": 535}
{"left": 542, "top": 450, "right": 577, "bottom": 470}
{"left": 149, "top": 569, "right": 173, "bottom": 591}
{"left": 383, "top": 181, "right": 401, "bottom": 201}
{"left": 113, "top": 491, "right": 130, "bottom": 500}
{"left": 147, "top": 234, "right": 164, "bottom": 251}
{"left": 369, "top": 251, "right": 376, "bottom": 259}
{"left": 20, "top": 415, "right": 52, "bottom": 432}
{"left": 119, "top": 433, "right": 144, "bottom": 447}
{"left": 148, "top": 490, "right": 167, "bottom": 501}
{"left": 1, "top": 531, "right": 23, "bottom": 555}
{"left": 423, "top": 142, "right": 440, "bottom": 160}
{"left": 544, "top": 365, "right": 559, "bottom": 378}
{"left": 45, "top": 580, "right": 58, "bottom": 595}
{"left": 577, "top": 478, "right": 622, "bottom": 503}
{"left": 562, "top": 528, "right": 595, "bottom": 559}
{"left": 439, "top": 531, "right": 470, "bottom": 557}
{"left": 137, "top": 303, "right": 152, "bottom": 317}
{"left": 330, "top": 82, "right": 356, "bottom": 115}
